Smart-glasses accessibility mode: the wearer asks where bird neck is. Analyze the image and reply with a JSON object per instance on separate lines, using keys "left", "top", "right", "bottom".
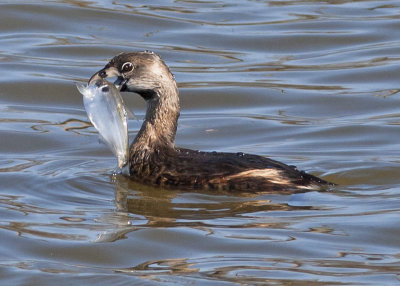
{"left": 131, "top": 81, "right": 180, "bottom": 153}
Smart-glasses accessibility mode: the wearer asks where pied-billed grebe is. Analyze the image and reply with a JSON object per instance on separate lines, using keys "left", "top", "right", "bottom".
{"left": 88, "top": 51, "right": 332, "bottom": 192}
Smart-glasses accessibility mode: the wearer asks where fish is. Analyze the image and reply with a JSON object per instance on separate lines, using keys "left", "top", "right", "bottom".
{"left": 76, "top": 79, "right": 131, "bottom": 174}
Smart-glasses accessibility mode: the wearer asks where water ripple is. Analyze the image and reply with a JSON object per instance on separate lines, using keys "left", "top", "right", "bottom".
{"left": 1, "top": 0, "right": 400, "bottom": 285}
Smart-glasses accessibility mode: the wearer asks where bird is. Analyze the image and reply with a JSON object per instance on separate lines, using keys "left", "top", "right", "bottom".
{"left": 88, "top": 51, "right": 332, "bottom": 192}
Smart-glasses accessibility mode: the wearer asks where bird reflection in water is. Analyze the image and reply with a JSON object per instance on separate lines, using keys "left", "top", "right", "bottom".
{"left": 95, "top": 174, "right": 316, "bottom": 243}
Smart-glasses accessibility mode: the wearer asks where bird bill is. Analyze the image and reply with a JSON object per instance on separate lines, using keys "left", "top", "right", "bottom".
{"left": 77, "top": 79, "right": 130, "bottom": 173}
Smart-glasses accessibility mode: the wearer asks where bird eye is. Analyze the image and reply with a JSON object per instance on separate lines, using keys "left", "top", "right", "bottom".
{"left": 121, "top": 62, "right": 133, "bottom": 73}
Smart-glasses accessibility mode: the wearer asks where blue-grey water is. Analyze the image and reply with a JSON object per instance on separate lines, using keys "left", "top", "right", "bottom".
{"left": 1, "top": 1, "right": 400, "bottom": 285}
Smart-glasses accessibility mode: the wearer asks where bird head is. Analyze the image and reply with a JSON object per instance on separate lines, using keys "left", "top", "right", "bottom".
{"left": 89, "top": 51, "right": 174, "bottom": 100}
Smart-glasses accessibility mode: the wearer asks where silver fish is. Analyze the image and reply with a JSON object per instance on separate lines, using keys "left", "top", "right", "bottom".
{"left": 76, "top": 79, "right": 130, "bottom": 173}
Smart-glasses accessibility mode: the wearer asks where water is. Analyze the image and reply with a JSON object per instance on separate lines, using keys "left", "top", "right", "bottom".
{"left": 1, "top": 0, "right": 400, "bottom": 285}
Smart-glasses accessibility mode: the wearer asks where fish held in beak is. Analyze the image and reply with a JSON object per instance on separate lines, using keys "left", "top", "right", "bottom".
{"left": 88, "top": 65, "right": 128, "bottom": 89}
{"left": 76, "top": 79, "right": 130, "bottom": 175}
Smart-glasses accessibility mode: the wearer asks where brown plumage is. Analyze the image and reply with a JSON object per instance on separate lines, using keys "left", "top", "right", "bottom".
{"left": 89, "top": 51, "right": 332, "bottom": 192}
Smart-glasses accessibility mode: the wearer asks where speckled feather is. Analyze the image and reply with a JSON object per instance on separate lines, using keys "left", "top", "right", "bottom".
{"left": 128, "top": 145, "right": 330, "bottom": 192}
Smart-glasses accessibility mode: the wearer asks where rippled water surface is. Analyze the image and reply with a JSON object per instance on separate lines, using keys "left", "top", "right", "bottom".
{"left": 1, "top": 1, "right": 400, "bottom": 285}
